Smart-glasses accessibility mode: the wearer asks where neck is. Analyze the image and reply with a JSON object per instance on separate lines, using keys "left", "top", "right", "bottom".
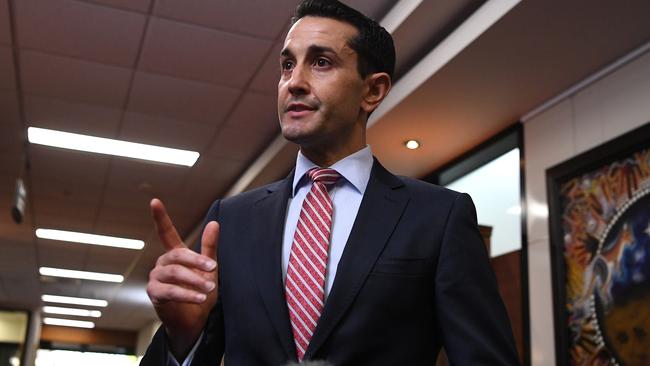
{"left": 301, "top": 142, "right": 366, "bottom": 167}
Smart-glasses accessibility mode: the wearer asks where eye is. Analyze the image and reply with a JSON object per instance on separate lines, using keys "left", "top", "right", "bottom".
{"left": 315, "top": 58, "right": 331, "bottom": 68}
{"left": 281, "top": 60, "right": 295, "bottom": 71}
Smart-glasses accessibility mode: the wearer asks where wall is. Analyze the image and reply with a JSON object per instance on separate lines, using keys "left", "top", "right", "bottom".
{"left": 135, "top": 319, "right": 161, "bottom": 357}
{"left": 524, "top": 48, "right": 650, "bottom": 365}
{"left": 0, "top": 310, "right": 27, "bottom": 343}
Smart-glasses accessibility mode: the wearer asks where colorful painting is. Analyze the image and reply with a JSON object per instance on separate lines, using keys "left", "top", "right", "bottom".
{"left": 547, "top": 123, "right": 650, "bottom": 366}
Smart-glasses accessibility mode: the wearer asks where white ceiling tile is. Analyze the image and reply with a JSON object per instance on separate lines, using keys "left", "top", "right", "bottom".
{"left": 84, "top": 0, "right": 152, "bottom": 13}
{"left": 24, "top": 95, "right": 123, "bottom": 137}
{"left": 29, "top": 145, "right": 111, "bottom": 188}
{"left": 37, "top": 238, "right": 90, "bottom": 269}
{"left": 128, "top": 71, "right": 239, "bottom": 125}
{"left": 40, "top": 281, "right": 82, "bottom": 299}
{"left": 153, "top": 0, "right": 296, "bottom": 39}
{"left": 249, "top": 39, "right": 283, "bottom": 94}
{"left": 164, "top": 157, "right": 246, "bottom": 212}
{"left": 140, "top": 18, "right": 272, "bottom": 88}
{"left": 101, "top": 185, "right": 154, "bottom": 211}
{"left": 20, "top": 50, "right": 132, "bottom": 108}
{"left": 34, "top": 213, "right": 94, "bottom": 233}
{"left": 0, "top": 91, "right": 23, "bottom": 153}
{"left": 0, "top": 0, "right": 10, "bottom": 45}
{"left": 0, "top": 155, "right": 23, "bottom": 190}
{"left": 14, "top": 0, "right": 146, "bottom": 67}
{"left": 78, "top": 278, "right": 123, "bottom": 299}
{"left": 95, "top": 205, "right": 151, "bottom": 231}
{"left": 0, "top": 46, "right": 15, "bottom": 90}
{"left": 2, "top": 275, "right": 40, "bottom": 306}
{"left": 119, "top": 111, "right": 217, "bottom": 152}
{"left": 33, "top": 196, "right": 100, "bottom": 225}
{"left": 0, "top": 236, "right": 37, "bottom": 274}
{"left": 83, "top": 245, "right": 138, "bottom": 274}
{"left": 106, "top": 158, "right": 190, "bottom": 198}
{"left": 204, "top": 125, "right": 275, "bottom": 163}
{"left": 30, "top": 176, "right": 103, "bottom": 207}
{"left": 225, "top": 91, "right": 279, "bottom": 136}
{"left": 94, "top": 218, "right": 152, "bottom": 242}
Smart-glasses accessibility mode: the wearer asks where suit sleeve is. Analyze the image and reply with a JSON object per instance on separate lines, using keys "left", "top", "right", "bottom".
{"left": 140, "top": 200, "right": 226, "bottom": 365}
{"left": 434, "top": 193, "right": 520, "bottom": 365}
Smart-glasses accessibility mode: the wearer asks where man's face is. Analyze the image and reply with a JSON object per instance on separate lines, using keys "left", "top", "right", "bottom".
{"left": 278, "top": 16, "right": 366, "bottom": 152}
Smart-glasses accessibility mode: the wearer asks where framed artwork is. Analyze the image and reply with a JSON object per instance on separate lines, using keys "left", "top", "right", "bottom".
{"left": 547, "top": 122, "right": 650, "bottom": 366}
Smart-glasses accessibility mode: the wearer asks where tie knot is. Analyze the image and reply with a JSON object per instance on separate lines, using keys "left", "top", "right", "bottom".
{"left": 308, "top": 168, "right": 340, "bottom": 185}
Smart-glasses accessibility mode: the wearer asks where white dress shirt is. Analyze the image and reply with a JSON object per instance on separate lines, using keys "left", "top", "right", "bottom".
{"left": 171, "top": 146, "right": 374, "bottom": 366}
{"left": 282, "top": 145, "right": 373, "bottom": 298}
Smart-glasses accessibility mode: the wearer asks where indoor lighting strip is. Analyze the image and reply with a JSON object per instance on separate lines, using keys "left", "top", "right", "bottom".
{"left": 43, "top": 306, "right": 102, "bottom": 318}
{"left": 42, "top": 294, "right": 108, "bottom": 307}
{"left": 27, "top": 127, "right": 200, "bottom": 167}
{"left": 43, "top": 317, "right": 95, "bottom": 329}
{"left": 36, "top": 228, "right": 144, "bottom": 250}
{"left": 39, "top": 267, "right": 124, "bottom": 283}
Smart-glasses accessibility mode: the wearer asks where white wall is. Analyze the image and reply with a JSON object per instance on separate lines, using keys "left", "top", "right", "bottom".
{"left": 135, "top": 319, "right": 161, "bottom": 358}
{"left": 524, "top": 49, "right": 650, "bottom": 365}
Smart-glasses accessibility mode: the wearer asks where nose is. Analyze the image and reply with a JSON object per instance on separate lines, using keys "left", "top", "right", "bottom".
{"left": 287, "top": 64, "right": 310, "bottom": 96}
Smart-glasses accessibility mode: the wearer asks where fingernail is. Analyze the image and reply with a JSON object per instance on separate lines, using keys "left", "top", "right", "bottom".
{"left": 203, "top": 260, "right": 216, "bottom": 271}
{"left": 205, "top": 281, "right": 215, "bottom": 291}
{"left": 196, "top": 294, "right": 206, "bottom": 302}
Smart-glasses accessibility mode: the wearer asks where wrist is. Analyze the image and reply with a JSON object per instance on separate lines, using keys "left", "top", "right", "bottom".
{"left": 165, "top": 325, "right": 203, "bottom": 361}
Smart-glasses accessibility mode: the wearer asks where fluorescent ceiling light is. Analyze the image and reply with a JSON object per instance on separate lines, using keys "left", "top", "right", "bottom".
{"left": 43, "top": 317, "right": 95, "bottom": 329}
{"left": 380, "top": 0, "right": 423, "bottom": 33}
{"left": 370, "top": 0, "right": 521, "bottom": 125}
{"left": 36, "top": 228, "right": 144, "bottom": 250}
{"left": 42, "top": 295, "right": 108, "bottom": 307}
{"left": 43, "top": 306, "right": 102, "bottom": 318}
{"left": 27, "top": 127, "right": 199, "bottom": 167}
{"left": 39, "top": 267, "right": 124, "bottom": 283}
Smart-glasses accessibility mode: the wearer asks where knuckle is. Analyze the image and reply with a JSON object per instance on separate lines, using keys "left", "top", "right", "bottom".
{"left": 165, "top": 286, "right": 180, "bottom": 300}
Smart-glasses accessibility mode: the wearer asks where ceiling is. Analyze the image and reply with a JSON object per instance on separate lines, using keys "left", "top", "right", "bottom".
{"left": 0, "top": 0, "right": 649, "bottom": 333}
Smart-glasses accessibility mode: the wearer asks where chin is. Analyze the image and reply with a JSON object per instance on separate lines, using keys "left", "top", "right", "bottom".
{"left": 281, "top": 121, "right": 310, "bottom": 141}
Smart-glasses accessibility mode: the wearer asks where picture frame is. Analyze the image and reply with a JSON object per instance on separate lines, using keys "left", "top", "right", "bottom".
{"left": 547, "top": 122, "right": 650, "bottom": 366}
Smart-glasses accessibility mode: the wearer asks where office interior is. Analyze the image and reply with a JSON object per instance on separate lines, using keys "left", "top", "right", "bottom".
{"left": 1, "top": 0, "right": 649, "bottom": 365}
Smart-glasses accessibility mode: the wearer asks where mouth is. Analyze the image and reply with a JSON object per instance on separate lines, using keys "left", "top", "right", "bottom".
{"left": 286, "top": 102, "right": 317, "bottom": 115}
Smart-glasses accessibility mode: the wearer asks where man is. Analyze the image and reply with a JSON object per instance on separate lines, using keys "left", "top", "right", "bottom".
{"left": 143, "top": 1, "right": 520, "bottom": 365}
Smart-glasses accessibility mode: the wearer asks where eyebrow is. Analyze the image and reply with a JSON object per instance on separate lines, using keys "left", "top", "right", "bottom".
{"left": 280, "top": 44, "right": 338, "bottom": 59}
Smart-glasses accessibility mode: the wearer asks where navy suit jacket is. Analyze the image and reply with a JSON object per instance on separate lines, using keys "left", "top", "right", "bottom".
{"left": 142, "top": 159, "right": 519, "bottom": 365}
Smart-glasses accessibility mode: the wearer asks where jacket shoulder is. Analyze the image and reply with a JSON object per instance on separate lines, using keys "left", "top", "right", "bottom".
{"left": 397, "top": 175, "right": 462, "bottom": 201}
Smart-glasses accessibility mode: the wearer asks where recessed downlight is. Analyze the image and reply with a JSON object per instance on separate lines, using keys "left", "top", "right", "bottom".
{"left": 405, "top": 140, "right": 420, "bottom": 150}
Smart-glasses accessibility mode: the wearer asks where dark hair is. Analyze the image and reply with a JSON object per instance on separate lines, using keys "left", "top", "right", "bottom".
{"left": 291, "top": 0, "right": 395, "bottom": 80}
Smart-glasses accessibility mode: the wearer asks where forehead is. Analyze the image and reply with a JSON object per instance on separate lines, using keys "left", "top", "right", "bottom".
{"left": 283, "top": 16, "right": 358, "bottom": 52}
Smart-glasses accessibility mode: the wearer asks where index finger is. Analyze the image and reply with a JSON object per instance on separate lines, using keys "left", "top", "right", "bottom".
{"left": 150, "top": 198, "right": 184, "bottom": 251}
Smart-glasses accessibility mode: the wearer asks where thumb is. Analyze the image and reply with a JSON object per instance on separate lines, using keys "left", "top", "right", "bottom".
{"left": 201, "top": 221, "right": 219, "bottom": 261}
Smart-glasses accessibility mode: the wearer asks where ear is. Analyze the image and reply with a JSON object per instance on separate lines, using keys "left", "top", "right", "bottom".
{"left": 361, "top": 72, "right": 391, "bottom": 115}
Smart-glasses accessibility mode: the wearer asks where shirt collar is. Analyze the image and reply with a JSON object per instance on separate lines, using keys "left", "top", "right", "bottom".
{"left": 292, "top": 145, "right": 374, "bottom": 197}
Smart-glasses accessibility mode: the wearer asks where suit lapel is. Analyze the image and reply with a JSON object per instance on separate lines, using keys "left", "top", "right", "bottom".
{"left": 250, "top": 172, "right": 297, "bottom": 361}
{"left": 304, "top": 160, "right": 409, "bottom": 359}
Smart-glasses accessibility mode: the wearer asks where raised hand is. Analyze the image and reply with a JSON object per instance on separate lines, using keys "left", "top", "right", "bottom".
{"left": 146, "top": 198, "right": 219, "bottom": 360}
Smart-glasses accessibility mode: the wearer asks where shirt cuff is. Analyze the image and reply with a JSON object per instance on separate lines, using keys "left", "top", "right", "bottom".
{"left": 166, "top": 332, "right": 204, "bottom": 366}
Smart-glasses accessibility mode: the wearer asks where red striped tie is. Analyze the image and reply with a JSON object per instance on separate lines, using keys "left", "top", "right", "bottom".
{"left": 285, "top": 167, "right": 340, "bottom": 361}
